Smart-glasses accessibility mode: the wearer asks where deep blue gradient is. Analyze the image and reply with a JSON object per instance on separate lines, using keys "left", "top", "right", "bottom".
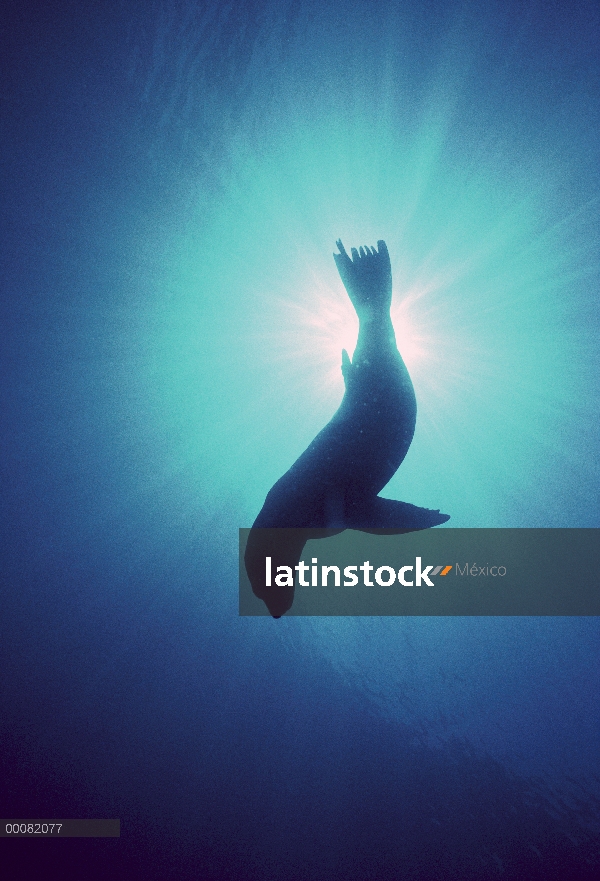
{"left": 1, "top": 1, "right": 599, "bottom": 878}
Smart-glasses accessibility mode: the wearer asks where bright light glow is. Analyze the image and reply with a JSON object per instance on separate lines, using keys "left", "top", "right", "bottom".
{"left": 129, "top": 0, "right": 599, "bottom": 529}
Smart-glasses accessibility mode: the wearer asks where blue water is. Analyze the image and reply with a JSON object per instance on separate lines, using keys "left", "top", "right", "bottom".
{"left": 2, "top": 1, "right": 599, "bottom": 878}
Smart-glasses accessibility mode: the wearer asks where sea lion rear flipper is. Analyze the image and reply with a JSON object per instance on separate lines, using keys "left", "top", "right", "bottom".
{"left": 341, "top": 348, "right": 352, "bottom": 386}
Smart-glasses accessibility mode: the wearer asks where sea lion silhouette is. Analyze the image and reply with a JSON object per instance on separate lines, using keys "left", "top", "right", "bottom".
{"left": 245, "top": 239, "right": 449, "bottom": 616}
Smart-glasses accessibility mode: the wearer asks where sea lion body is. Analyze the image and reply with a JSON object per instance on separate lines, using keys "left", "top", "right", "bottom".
{"left": 245, "top": 241, "right": 449, "bottom": 616}
{"left": 253, "top": 337, "right": 418, "bottom": 529}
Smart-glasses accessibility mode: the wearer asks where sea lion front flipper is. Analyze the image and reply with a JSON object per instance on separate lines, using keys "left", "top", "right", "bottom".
{"left": 346, "top": 496, "right": 450, "bottom": 532}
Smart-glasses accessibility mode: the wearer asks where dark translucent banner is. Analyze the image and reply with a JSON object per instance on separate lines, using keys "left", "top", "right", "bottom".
{"left": 239, "top": 528, "right": 600, "bottom": 616}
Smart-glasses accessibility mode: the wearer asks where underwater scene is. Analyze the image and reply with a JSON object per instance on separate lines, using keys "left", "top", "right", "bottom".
{"left": 2, "top": 1, "right": 599, "bottom": 877}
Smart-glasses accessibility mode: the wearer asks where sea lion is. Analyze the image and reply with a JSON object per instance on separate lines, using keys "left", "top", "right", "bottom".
{"left": 245, "top": 240, "right": 449, "bottom": 616}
